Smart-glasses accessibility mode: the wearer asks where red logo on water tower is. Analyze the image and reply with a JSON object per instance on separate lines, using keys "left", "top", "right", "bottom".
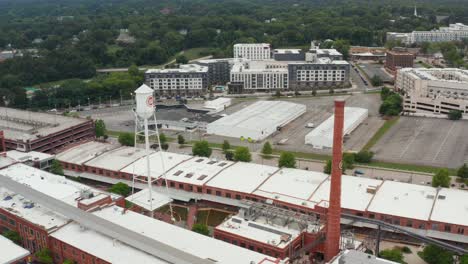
{"left": 146, "top": 96, "right": 154, "bottom": 107}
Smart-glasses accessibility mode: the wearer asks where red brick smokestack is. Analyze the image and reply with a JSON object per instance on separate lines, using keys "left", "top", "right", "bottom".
{"left": 324, "top": 99, "right": 345, "bottom": 262}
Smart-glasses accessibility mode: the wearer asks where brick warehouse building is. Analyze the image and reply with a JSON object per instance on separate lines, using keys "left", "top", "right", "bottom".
{"left": 0, "top": 107, "right": 94, "bottom": 153}
{"left": 55, "top": 141, "right": 468, "bottom": 259}
{"left": 384, "top": 49, "right": 415, "bottom": 74}
{"left": 0, "top": 161, "right": 282, "bottom": 264}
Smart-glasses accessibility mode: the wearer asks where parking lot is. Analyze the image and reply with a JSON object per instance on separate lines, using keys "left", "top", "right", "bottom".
{"left": 372, "top": 117, "right": 468, "bottom": 168}
{"left": 357, "top": 62, "right": 394, "bottom": 83}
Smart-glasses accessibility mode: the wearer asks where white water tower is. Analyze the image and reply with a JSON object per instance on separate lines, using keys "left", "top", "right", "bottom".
{"left": 135, "top": 84, "right": 154, "bottom": 119}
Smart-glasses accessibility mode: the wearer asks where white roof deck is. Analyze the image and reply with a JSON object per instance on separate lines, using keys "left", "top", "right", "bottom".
{"left": 205, "top": 162, "right": 278, "bottom": 194}
{"left": 311, "top": 176, "right": 383, "bottom": 212}
{"left": 0, "top": 107, "right": 89, "bottom": 141}
{"left": 93, "top": 206, "right": 278, "bottom": 264}
{"left": 0, "top": 235, "right": 30, "bottom": 264}
{"left": 0, "top": 156, "right": 17, "bottom": 169}
{"left": 126, "top": 189, "right": 172, "bottom": 211}
{"left": 50, "top": 222, "right": 168, "bottom": 264}
{"left": 84, "top": 146, "right": 150, "bottom": 171}
{"left": 431, "top": 188, "right": 468, "bottom": 226}
{"left": 165, "top": 157, "right": 233, "bottom": 186}
{"left": 367, "top": 181, "right": 437, "bottom": 221}
{"left": 120, "top": 151, "right": 191, "bottom": 178}
{"left": 6, "top": 150, "right": 54, "bottom": 162}
{"left": 207, "top": 101, "right": 306, "bottom": 141}
{"left": 216, "top": 216, "right": 301, "bottom": 249}
{"left": 253, "top": 168, "right": 328, "bottom": 209}
{"left": 56, "top": 141, "right": 118, "bottom": 165}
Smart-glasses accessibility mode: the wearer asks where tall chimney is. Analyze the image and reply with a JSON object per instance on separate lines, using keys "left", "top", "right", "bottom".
{"left": 324, "top": 99, "right": 345, "bottom": 261}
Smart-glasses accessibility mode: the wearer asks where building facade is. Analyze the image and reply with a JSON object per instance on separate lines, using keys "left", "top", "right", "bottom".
{"left": 388, "top": 23, "right": 468, "bottom": 44}
{"left": 385, "top": 49, "right": 415, "bottom": 73}
{"left": 145, "top": 64, "right": 208, "bottom": 97}
{"left": 230, "top": 60, "right": 289, "bottom": 92}
{"left": 288, "top": 61, "right": 350, "bottom": 91}
{"left": 193, "top": 59, "right": 231, "bottom": 86}
{"left": 234, "top": 43, "right": 271, "bottom": 60}
{"left": 396, "top": 68, "right": 468, "bottom": 114}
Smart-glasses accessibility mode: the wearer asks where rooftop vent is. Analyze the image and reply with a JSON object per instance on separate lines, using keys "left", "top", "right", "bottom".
{"left": 438, "top": 195, "right": 446, "bottom": 200}
{"left": 426, "top": 194, "right": 435, "bottom": 199}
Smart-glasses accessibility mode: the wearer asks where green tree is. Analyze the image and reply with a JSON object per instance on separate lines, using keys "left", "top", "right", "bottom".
{"left": 63, "top": 259, "right": 75, "bottom": 264}
{"left": 342, "top": 153, "right": 355, "bottom": 170}
{"left": 118, "top": 132, "right": 135, "bottom": 146}
{"left": 128, "top": 64, "right": 140, "bottom": 77}
{"left": 457, "top": 164, "right": 468, "bottom": 179}
{"left": 324, "top": 160, "right": 332, "bottom": 174}
{"left": 95, "top": 119, "right": 106, "bottom": 138}
{"left": 108, "top": 182, "right": 131, "bottom": 196}
{"left": 2, "top": 230, "right": 21, "bottom": 245}
{"left": 278, "top": 152, "right": 296, "bottom": 168}
{"left": 161, "top": 143, "right": 169, "bottom": 151}
{"left": 233, "top": 147, "right": 252, "bottom": 162}
{"left": 158, "top": 133, "right": 168, "bottom": 145}
{"left": 261, "top": 141, "right": 273, "bottom": 156}
{"left": 35, "top": 248, "right": 53, "bottom": 264}
{"left": 371, "top": 75, "right": 383, "bottom": 86}
{"left": 221, "top": 140, "right": 231, "bottom": 154}
{"left": 176, "top": 55, "right": 189, "bottom": 64}
{"left": 355, "top": 151, "right": 374, "bottom": 163}
{"left": 192, "top": 141, "right": 212, "bottom": 157}
{"left": 225, "top": 150, "right": 234, "bottom": 161}
{"left": 418, "top": 245, "right": 453, "bottom": 264}
{"left": 461, "top": 254, "right": 468, "bottom": 264}
{"left": 448, "top": 110, "right": 462, "bottom": 120}
{"left": 432, "top": 169, "right": 451, "bottom": 188}
{"left": 50, "top": 160, "right": 64, "bottom": 175}
{"left": 381, "top": 87, "right": 391, "bottom": 100}
{"left": 192, "top": 223, "right": 209, "bottom": 236}
{"left": 379, "top": 248, "right": 405, "bottom": 263}
{"left": 333, "top": 39, "right": 350, "bottom": 60}
{"left": 177, "top": 135, "right": 185, "bottom": 145}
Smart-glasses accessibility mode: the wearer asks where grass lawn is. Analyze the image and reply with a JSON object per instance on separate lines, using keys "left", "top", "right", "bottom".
{"left": 196, "top": 209, "right": 230, "bottom": 227}
{"left": 365, "top": 160, "right": 456, "bottom": 175}
{"left": 272, "top": 149, "right": 331, "bottom": 161}
{"left": 362, "top": 117, "right": 399, "bottom": 151}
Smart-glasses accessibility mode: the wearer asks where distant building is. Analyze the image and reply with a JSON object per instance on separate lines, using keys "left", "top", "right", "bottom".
{"left": 145, "top": 64, "right": 209, "bottom": 97}
{"left": 287, "top": 59, "right": 350, "bottom": 91}
{"left": 385, "top": 49, "right": 415, "bottom": 73}
{"left": 230, "top": 60, "right": 289, "bottom": 92}
{"left": 396, "top": 68, "right": 468, "bottom": 114}
{"left": 116, "top": 29, "right": 136, "bottom": 44}
{"left": 387, "top": 23, "right": 468, "bottom": 44}
{"left": 193, "top": 58, "right": 231, "bottom": 86}
{"left": 233, "top": 43, "right": 271, "bottom": 60}
{"left": 272, "top": 49, "right": 305, "bottom": 61}
{"left": 0, "top": 50, "right": 14, "bottom": 62}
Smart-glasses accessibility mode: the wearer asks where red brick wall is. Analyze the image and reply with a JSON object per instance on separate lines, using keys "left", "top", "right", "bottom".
{"left": 50, "top": 236, "right": 111, "bottom": 264}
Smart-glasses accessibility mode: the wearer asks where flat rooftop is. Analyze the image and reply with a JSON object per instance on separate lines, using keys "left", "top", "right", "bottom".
{"left": 93, "top": 206, "right": 278, "bottom": 264}
{"left": 165, "top": 157, "right": 234, "bottom": 186}
{"left": 120, "top": 151, "right": 191, "bottom": 178}
{"left": 146, "top": 64, "right": 208, "bottom": 74}
{"left": 273, "top": 49, "right": 302, "bottom": 54}
{"left": 84, "top": 146, "right": 149, "bottom": 171}
{"left": 430, "top": 188, "right": 468, "bottom": 227}
{"left": 0, "top": 235, "right": 30, "bottom": 264}
{"left": 216, "top": 215, "right": 301, "bottom": 249}
{"left": 126, "top": 188, "right": 172, "bottom": 211}
{"left": 6, "top": 150, "right": 54, "bottom": 163}
{"left": 50, "top": 222, "right": 169, "bottom": 264}
{"left": 0, "top": 107, "right": 89, "bottom": 141}
{"left": 367, "top": 181, "right": 437, "bottom": 221}
{"left": 311, "top": 176, "right": 383, "bottom": 212}
{"left": 56, "top": 141, "right": 118, "bottom": 165}
{"left": 253, "top": 168, "right": 328, "bottom": 209}
{"left": 205, "top": 162, "right": 278, "bottom": 194}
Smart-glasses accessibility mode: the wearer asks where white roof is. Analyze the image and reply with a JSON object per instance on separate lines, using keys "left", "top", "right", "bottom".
{"left": 120, "top": 151, "right": 191, "bottom": 178}
{"left": 165, "top": 157, "right": 233, "bottom": 186}
{"left": 305, "top": 107, "right": 368, "bottom": 149}
{"left": 311, "top": 176, "right": 383, "bottom": 212}
{"left": 253, "top": 168, "right": 328, "bottom": 209}
{"left": 234, "top": 43, "right": 270, "bottom": 47}
{"left": 215, "top": 216, "right": 301, "bottom": 249}
{"left": 56, "top": 141, "right": 118, "bottom": 165}
{"left": 431, "top": 188, "right": 468, "bottom": 226}
{"left": 0, "top": 156, "right": 17, "bottom": 169}
{"left": 93, "top": 206, "right": 277, "bottom": 264}
{"left": 50, "top": 222, "right": 168, "bottom": 264}
{"left": 207, "top": 101, "right": 306, "bottom": 141}
{"left": 273, "top": 49, "right": 301, "bottom": 54}
{"left": 146, "top": 64, "right": 208, "bottom": 74}
{"left": 0, "top": 235, "right": 30, "bottom": 264}
{"left": 85, "top": 146, "right": 150, "bottom": 171}
{"left": 205, "top": 162, "right": 278, "bottom": 194}
{"left": 203, "top": 97, "right": 231, "bottom": 109}
{"left": 126, "top": 189, "right": 172, "bottom": 211}
{"left": 6, "top": 150, "right": 54, "bottom": 163}
{"left": 367, "top": 181, "right": 437, "bottom": 221}
{"left": 0, "top": 107, "right": 89, "bottom": 141}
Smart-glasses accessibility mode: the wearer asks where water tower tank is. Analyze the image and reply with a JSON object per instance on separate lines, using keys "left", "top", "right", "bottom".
{"left": 134, "top": 84, "right": 155, "bottom": 119}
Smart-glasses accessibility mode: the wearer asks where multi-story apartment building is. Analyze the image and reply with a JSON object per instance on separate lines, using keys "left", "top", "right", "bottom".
{"left": 230, "top": 60, "right": 289, "bottom": 93}
{"left": 288, "top": 59, "right": 350, "bottom": 91}
{"left": 396, "top": 68, "right": 468, "bottom": 114}
{"left": 193, "top": 58, "right": 231, "bottom": 86}
{"left": 145, "top": 64, "right": 208, "bottom": 97}
{"left": 233, "top": 43, "right": 271, "bottom": 60}
{"left": 387, "top": 23, "right": 468, "bottom": 44}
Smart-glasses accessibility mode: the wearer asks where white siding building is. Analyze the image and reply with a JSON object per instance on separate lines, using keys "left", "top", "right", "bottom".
{"left": 396, "top": 68, "right": 468, "bottom": 115}
{"left": 233, "top": 43, "right": 271, "bottom": 60}
{"left": 230, "top": 60, "right": 289, "bottom": 92}
{"left": 388, "top": 23, "right": 468, "bottom": 44}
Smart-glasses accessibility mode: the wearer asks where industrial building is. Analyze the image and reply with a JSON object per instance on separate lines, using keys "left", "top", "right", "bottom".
{"left": 206, "top": 100, "right": 306, "bottom": 141}
{"left": 0, "top": 235, "right": 30, "bottom": 264}
{"left": 384, "top": 49, "right": 415, "bottom": 74}
{"left": 305, "top": 107, "right": 368, "bottom": 149}
{"left": 145, "top": 64, "right": 209, "bottom": 97}
{"left": 387, "top": 23, "right": 468, "bottom": 44}
{"left": 0, "top": 162, "right": 280, "bottom": 264}
{"left": 395, "top": 68, "right": 468, "bottom": 114}
{"left": 234, "top": 43, "right": 271, "bottom": 60}
{"left": 203, "top": 97, "right": 232, "bottom": 113}
{"left": 0, "top": 107, "right": 95, "bottom": 153}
